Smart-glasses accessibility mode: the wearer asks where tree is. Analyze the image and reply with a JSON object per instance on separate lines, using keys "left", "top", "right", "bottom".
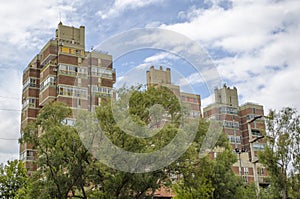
{"left": 0, "top": 159, "right": 28, "bottom": 199}
{"left": 21, "top": 102, "right": 93, "bottom": 199}
{"left": 84, "top": 86, "right": 181, "bottom": 198}
{"left": 81, "top": 86, "right": 257, "bottom": 198}
{"left": 258, "top": 107, "right": 300, "bottom": 199}
{"left": 172, "top": 124, "right": 248, "bottom": 199}
{"left": 17, "top": 88, "right": 259, "bottom": 199}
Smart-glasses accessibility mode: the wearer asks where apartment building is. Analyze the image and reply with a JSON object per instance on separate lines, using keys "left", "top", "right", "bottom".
{"left": 146, "top": 66, "right": 201, "bottom": 118}
{"left": 20, "top": 22, "right": 116, "bottom": 174}
{"left": 203, "top": 84, "right": 268, "bottom": 185}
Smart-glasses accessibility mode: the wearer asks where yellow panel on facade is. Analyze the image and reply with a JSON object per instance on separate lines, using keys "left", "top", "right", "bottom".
{"left": 62, "top": 47, "right": 69, "bottom": 53}
{"left": 71, "top": 49, "right": 76, "bottom": 54}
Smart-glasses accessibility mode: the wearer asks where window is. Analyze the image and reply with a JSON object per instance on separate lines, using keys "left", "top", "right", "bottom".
{"left": 62, "top": 118, "right": 75, "bottom": 126}
{"left": 253, "top": 143, "right": 265, "bottom": 150}
{"left": 59, "top": 64, "right": 79, "bottom": 76}
{"left": 223, "top": 121, "right": 239, "bottom": 128}
{"left": 58, "top": 86, "right": 87, "bottom": 98}
{"left": 76, "top": 49, "right": 81, "bottom": 55}
{"left": 61, "top": 47, "right": 69, "bottom": 53}
{"left": 228, "top": 135, "right": 241, "bottom": 143}
{"left": 254, "top": 143, "right": 265, "bottom": 150}
{"left": 219, "top": 107, "right": 238, "bottom": 114}
{"left": 91, "top": 67, "right": 113, "bottom": 78}
{"left": 23, "top": 78, "right": 37, "bottom": 90}
{"left": 20, "top": 150, "right": 35, "bottom": 161}
{"left": 40, "top": 76, "right": 56, "bottom": 92}
{"left": 78, "top": 67, "right": 87, "bottom": 75}
{"left": 244, "top": 167, "right": 249, "bottom": 175}
{"left": 22, "top": 98, "right": 36, "bottom": 109}
{"left": 91, "top": 86, "right": 113, "bottom": 95}
{"left": 252, "top": 129, "right": 262, "bottom": 136}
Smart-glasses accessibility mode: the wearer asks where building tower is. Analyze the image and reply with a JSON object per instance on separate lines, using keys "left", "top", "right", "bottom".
{"left": 20, "top": 23, "right": 116, "bottom": 174}
{"left": 146, "top": 66, "right": 201, "bottom": 118}
{"left": 203, "top": 85, "right": 268, "bottom": 184}
{"left": 203, "top": 84, "right": 241, "bottom": 149}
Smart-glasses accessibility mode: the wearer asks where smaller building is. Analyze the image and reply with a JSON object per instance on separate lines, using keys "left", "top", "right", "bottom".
{"left": 203, "top": 85, "right": 241, "bottom": 150}
{"left": 146, "top": 66, "right": 201, "bottom": 118}
{"left": 203, "top": 84, "right": 269, "bottom": 185}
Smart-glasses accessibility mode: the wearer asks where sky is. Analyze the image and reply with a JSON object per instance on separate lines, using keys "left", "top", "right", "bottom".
{"left": 0, "top": 0, "right": 299, "bottom": 164}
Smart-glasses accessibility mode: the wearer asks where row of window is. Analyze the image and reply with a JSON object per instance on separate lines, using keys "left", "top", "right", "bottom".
{"left": 228, "top": 135, "right": 241, "bottom": 143}
{"left": 60, "top": 46, "right": 83, "bottom": 56}
{"left": 91, "top": 66, "right": 113, "bottom": 78}
{"left": 223, "top": 120, "right": 239, "bottom": 128}
{"left": 22, "top": 98, "right": 36, "bottom": 109}
{"left": 62, "top": 118, "right": 75, "bottom": 126}
{"left": 41, "top": 83, "right": 112, "bottom": 98}
{"left": 219, "top": 106, "right": 238, "bottom": 114}
{"left": 188, "top": 111, "right": 201, "bottom": 118}
{"left": 239, "top": 167, "right": 265, "bottom": 176}
{"left": 253, "top": 143, "right": 265, "bottom": 150}
{"left": 58, "top": 86, "right": 88, "bottom": 98}
{"left": 59, "top": 64, "right": 85, "bottom": 76}
{"left": 58, "top": 64, "right": 114, "bottom": 79}
{"left": 23, "top": 78, "right": 37, "bottom": 90}
{"left": 91, "top": 86, "right": 113, "bottom": 95}
{"left": 181, "top": 96, "right": 198, "bottom": 103}
{"left": 251, "top": 129, "right": 262, "bottom": 136}
{"left": 40, "top": 76, "right": 56, "bottom": 92}
{"left": 246, "top": 114, "right": 263, "bottom": 121}
{"left": 20, "top": 150, "right": 35, "bottom": 161}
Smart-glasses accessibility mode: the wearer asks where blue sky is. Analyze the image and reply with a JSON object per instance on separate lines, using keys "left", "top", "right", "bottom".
{"left": 0, "top": 0, "right": 299, "bottom": 163}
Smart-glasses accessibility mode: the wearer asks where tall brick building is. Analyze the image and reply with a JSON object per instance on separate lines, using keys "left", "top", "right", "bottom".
{"left": 146, "top": 66, "right": 201, "bottom": 118}
{"left": 203, "top": 84, "right": 268, "bottom": 185}
{"left": 20, "top": 22, "right": 116, "bottom": 174}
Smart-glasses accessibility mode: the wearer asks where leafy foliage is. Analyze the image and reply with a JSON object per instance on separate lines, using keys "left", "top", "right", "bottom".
{"left": 21, "top": 102, "right": 92, "bottom": 199}
{"left": 14, "top": 87, "right": 262, "bottom": 199}
{"left": 259, "top": 107, "right": 300, "bottom": 199}
{"left": 0, "top": 160, "right": 28, "bottom": 199}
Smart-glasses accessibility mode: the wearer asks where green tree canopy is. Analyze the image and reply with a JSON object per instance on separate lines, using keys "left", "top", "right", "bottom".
{"left": 0, "top": 159, "right": 28, "bottom": 199}
{"left": 259, "top": 107, "right": 300, "bottom": 199}
{"left": 21, "top": 102, "right": 93, "bottom": 199}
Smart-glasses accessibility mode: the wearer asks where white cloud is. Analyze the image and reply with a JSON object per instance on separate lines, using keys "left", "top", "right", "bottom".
{"left": 144, "top": 52, "right": 178, "bottom": 63}
{"left": 97, "top": 0, "right": 163, "bottom": 19}
{"left": 0, "top": 0, "right": 80, "bottom": 49}
{"left": 161, "top": 0, "right": 300, "bottom": 52}
{"left": 178, "top": 67, "right": 222, "bottom": 87}
{"left": 161, "top": 0, "right": 300, "bottom": 112}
